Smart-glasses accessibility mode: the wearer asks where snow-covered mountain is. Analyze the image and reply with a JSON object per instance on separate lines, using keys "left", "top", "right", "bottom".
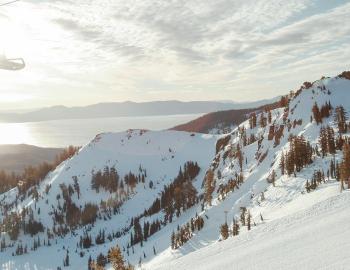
{"left": 1, "top": 72, "right": 350, "bottom": 270}
{"left": 147, "top": 72, "right": 350, "bottom": 269}
{"left": 0, "top": 130, "right": 216, "bottom": 269}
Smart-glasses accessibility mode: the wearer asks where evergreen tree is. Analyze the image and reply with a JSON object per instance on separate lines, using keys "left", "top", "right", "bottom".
{"left": 259, "top": 113, "right": 267, "bottom": 128}
{"left": 319, "top": 127, "right": 328, "bottom": 157}
{"left": 109, "top": 245, "right": 133, "bottom": 270}
{"left": 232, "top": 218, "right": 240, "bottom": 236}
{"left": 96, "top": 253, "right": 107, "bottom": 267}
{"left": 284, "top": 136, "right": 313, "bottom": 175}
{"left": 268, "top": 110, "right": 272, "bottom": 124}
{"left": 334, "top": 106, "right": 348, "bottom": 133}
{"left": 247, "top": 211, "right": 252, "bottom": 231}
{"left": 279, "top": 152, "right": 285, "bottom": 175}
{"left": 220, "top": 223, "right": 229, "bottom": 240}
{"left": 240, "top": 207, "right": 246, "bottom": 226}
{"left": 270, "top": 170, "right": 276, "bottom": 187}
{"left": 249, "top": 113, "right": 257, "bottom": 129}
{"left": 327, "top": 126, "right": 336, "bottom": 155}
{"left": 204, "top": 170, "right": 215, "bottom": 206}
{"left": 340, "top": 144, "right": 350, "bottom": 190}
{"left": 171, "top": 231, "right": 176, "bottom": 249}
{"left": 312, "top": 102, "right": 322, "bottom": 124}
{"left": 236, "top": 145, "right": 244, "bottom": 172}
{"left": 90, "top": 261, "right": 104, "bottom": 270}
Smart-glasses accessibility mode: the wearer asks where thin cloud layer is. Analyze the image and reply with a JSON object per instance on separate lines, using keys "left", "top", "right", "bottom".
{"left": 0, "top": 0, "right": 349, "bottom": 109}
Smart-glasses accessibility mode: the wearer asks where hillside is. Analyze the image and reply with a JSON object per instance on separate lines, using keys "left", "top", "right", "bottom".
{"left": 146, "top": 71, "right": 350, "bottom": 269}
{"left": 0, "top": 130, "right": 217, "bottom": 269}
{"left": 152, "top": 190, "right": 350, "bottom": 270}
{"left": 0, "top": 72, "right": 350, "bottom": 270}
{"left": 171, "top": 108, "right": 254, "bottom": 134}
{"left": 171, "top": 100, "right": 279, "bottom": 134}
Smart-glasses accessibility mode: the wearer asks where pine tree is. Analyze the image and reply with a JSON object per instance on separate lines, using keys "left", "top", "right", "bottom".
{"left": 232, "top": 218, "right": 240, "bottom": 236}
{"left": 330, "top": 159, "right": 335, "bottom": 178}
{"left": 109, "top": 245, "right": 133, "bottom": 270}
{"left": 340, "top": 144, "right": 350, "bottom": 190}
{"left": 279, "top": 153, "right": 285, "bottom": 175}
{"left": 334, "top": 106, "right": 348, "bottom": 133}
{"left": 285, "top": 136, "right": 313, "bottom": 175}
{"left": 90, "top": 261, "right": 105, "bottom": 270}
{"left": 312, "top": 102, "right": 322, "bottom": 124}
{"left": 240, "top": 207, "right": 246, "bottom": 226}
{"left": 260, "top": 192, "right": 265, "bottom": 201}
{"left": 319, "top": 127, "right": 328, "bottom": 157}
{"left": 305, "top": 180, "right": 310, "bottom": 193}
{"left": 247, "top": 211, "right": 252, "bottom": 231}
{"left": 204, "top": 170, "right": 215, "bottom": 206}
{"left": 249, "top": 113, "right": 257, "bottom": 129}
{"left": 336, "top": 162, "right": 341, "bottom": 181}
{"left": 259, "top": 113, "right": 267, "bottom": 128}
{"left": 327, "top": 126, "right": 336, "bottom": 155}
{"left": 96, "top": 253, "right": 107, "bottom": 268}
{"left": 220, "top": 223, "right": 229, "bottom": 240}
{"left": 270, "top": 170, "right": 276, "bottom": 187}
{"left": 236, "top": 145, "right": 244, "bottom": 172}
{"left": 171, "top": 231, "right": 176, "bottom": 249}
{"left": 279, "top": 95, "right": 289, "bottom": 107}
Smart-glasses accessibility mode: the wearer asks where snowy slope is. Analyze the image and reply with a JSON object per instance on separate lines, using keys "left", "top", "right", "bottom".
{"left": 152, "top": 189, "right": 350, "bottom": 270}
{"left": 143, "top": 74, "right": 350, "bottom": 270}
{"left": 1, "top": 73, "right": 350, "bottom": 270}
{"left": 0, "top": 130, "right": 217, "bottom": 270}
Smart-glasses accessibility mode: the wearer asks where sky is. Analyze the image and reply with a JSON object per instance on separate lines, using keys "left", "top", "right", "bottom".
{"left": 0, "top": 0, "right": 349, "bottom": 110}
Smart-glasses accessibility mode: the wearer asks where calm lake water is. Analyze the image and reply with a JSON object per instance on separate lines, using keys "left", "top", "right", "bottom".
{"left": 0, "top": 114, "right": 202, "bottom": 148}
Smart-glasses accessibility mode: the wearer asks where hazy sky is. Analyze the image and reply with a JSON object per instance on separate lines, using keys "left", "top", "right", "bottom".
{"left": 0, "top": 0, "right": 349, "bottom": 110}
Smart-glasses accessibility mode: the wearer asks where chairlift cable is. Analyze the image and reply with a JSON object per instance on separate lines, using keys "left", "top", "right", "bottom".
{"left": 0, "top": 0, "right": 20, "bottom": 7}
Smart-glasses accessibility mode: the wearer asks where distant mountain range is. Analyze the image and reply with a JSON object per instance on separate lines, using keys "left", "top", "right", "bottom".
{"left": 0, "top": 98, "right": 279, "bottom": 123}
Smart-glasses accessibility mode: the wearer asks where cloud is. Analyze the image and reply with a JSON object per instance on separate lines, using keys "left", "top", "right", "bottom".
{"left": 1, "top": 0, "right": 350, "bottom": 110}
{"left": 48, "top": 0, "right": 316, "bottom": 63}
{"left": 53, "top": 18, "right": 101, "bottom": 40}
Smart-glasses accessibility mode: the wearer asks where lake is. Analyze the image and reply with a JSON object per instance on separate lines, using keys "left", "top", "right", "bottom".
{"left": 0, "top": 114, "right": 202, "bottom": 148}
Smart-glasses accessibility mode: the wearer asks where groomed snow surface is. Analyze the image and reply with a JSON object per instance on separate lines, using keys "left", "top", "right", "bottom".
{"left": 150, "top": 187, "right": 350, "bottom": 270}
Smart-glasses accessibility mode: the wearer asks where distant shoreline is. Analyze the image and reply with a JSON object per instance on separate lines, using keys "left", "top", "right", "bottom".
{"left": 0, "top": 99, "right": 278, "bottom": 123}
{"left": 0, "top": 114, "right": 204, "bottom": 148}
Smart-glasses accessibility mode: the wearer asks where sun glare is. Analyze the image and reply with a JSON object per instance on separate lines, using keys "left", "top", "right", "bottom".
{"left": 0, "top": 93, "right": 31, "bottom": 102}
{"left": 0, "top": 122, "right": 33, "bottom": 145}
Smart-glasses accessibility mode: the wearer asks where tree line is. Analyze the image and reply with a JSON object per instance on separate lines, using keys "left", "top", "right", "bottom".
{"left": 0, "top": 146, "right": 79, "bottom": 194}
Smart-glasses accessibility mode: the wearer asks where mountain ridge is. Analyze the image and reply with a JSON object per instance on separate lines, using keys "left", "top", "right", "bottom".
{"left": 0, "top": 98, "right": 279, "bottom": 123}
{"left": 0, "top": 72, "right": 350, "bottom": 269}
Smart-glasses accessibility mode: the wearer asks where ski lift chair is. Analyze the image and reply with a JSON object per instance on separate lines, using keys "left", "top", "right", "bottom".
{"left": 0, "top": 1, "right": 25, "bottom": 70}
{"left": 0, "top": 55, "right": 25, "bottom": 70}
